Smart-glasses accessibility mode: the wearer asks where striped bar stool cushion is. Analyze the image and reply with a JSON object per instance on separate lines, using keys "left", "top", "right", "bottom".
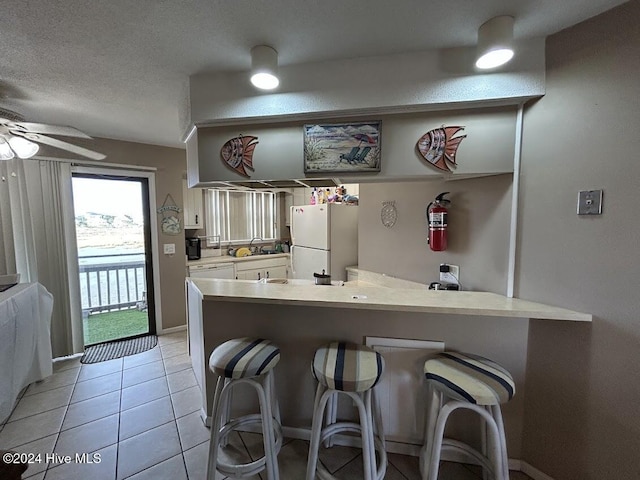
{"left": 424, "top": 352, "right": 515, "bottom": 405}
{"left": 209, "top": 337, "right": 280, "bottom": 379}
{"left": 312, "top": 342, "right": 384, "bottom": 392}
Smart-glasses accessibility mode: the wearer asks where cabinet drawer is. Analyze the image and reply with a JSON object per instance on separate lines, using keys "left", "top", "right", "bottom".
{"left": 235, "top": 257, "right": 288, "bottom": 271}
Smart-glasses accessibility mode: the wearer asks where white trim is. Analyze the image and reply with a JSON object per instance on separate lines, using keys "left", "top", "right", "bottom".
{"left": 506, "top": 103, "right": 524, "bottom": 298}
{"left": 34, "top": 155, "right": 157, "bottom": 171}
{"left": 520, "top": 461, "right": 556, "bottom": 480}
{"left": 158, "top": 324, "right": 187, "bottom": 335}
{"left": 70, "top": 166, "right": 163, "bottom": 337}
{"left": 205, "top": 421, "right": 545, "bottom": 477}
{"left": 282, "top": 426, "right": 311, "bottom": 441}
{"left": 184, "top": 125, "right": 197, "bottom": 143}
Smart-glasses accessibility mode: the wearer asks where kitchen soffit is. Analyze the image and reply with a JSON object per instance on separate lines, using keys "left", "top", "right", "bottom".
{"left": 201, "top": 179, "right": 341, "bottom": 190}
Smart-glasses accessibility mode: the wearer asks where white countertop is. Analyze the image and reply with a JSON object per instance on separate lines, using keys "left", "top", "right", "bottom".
{"left": 187, "top": 252, "right": 290, "bottom": 267}
{"left": 188, "top": 277, "right": 591, "bottom": 322}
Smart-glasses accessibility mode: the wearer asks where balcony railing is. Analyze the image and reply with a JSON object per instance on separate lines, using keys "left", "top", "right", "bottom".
{"left": 78, "top": 253, "right": 147, "bottom": 313}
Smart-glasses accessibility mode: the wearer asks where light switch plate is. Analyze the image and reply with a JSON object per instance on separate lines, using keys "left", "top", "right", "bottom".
{"left": 163, "top": 243, "right": 176, "bottom": 255}
{"left": 577, "top": 190, "right": 603, "bottom": 215}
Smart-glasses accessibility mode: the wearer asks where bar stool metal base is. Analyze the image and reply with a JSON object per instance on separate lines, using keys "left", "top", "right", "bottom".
{"left": 207, "top": 370, "right": 282, "bottom": 480}
{"left": 306, "top": 383, "right": 387, "bottom": 480}
{"left": 420, "top": 387, "right": 510, "bottom": 480}
{"left": 420, "top": 352, "right": 515, "bottom": 480}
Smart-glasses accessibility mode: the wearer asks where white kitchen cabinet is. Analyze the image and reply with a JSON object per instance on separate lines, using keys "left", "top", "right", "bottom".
{"left": 182, "top": 179, "right": 203, "bottom": 229}
{"left": 235, "top": 256, "right": 289, "bottom": 280}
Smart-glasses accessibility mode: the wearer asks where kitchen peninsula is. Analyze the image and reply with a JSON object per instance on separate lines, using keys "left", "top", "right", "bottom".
{"left": 186, "top": 273, "right": 590, "bottom": 458}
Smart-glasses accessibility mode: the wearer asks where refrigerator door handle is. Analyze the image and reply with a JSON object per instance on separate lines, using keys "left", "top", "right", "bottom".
{"left": 290, "top": 245, "right": 295, "bottom": 275}
{"left": 290, "top": 206, "right": 295, "bottom": 244}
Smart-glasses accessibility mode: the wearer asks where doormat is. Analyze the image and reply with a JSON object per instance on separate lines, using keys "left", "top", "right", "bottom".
{"left": 81, "top": 335, "right": 158, "bottom": 364}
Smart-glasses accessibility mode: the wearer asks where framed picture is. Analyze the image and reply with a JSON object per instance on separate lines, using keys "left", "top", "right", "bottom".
{"left": 303, "top": 121, "right": 381, "bottom": 173}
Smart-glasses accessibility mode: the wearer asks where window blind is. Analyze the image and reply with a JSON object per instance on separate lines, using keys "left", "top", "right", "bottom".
{"left": 205, "top": 189, "right": 276, "bottom": 244}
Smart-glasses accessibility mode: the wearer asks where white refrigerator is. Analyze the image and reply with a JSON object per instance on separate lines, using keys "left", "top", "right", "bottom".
{"left": 290, "top": 203, "right": 358, "bottom": 281}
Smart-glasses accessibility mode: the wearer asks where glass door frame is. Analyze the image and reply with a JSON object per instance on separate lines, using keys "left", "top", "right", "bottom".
{"left": 70, "top": 166, "right": 163, "bottom": 341}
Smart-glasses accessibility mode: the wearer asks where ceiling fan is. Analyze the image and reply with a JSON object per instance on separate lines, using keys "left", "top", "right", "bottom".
{"left": 0, "top": 108, "right": 106, "bottom": 161}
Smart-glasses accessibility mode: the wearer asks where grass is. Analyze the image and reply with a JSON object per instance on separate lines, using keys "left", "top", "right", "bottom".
{"left": 83, "top": 308, "right": 149, "bottom": 346}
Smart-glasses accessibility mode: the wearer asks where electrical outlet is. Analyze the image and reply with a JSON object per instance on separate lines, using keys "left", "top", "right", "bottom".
{"left": 440, "top": 264, "right": 460, "bottom": 285}
{"left": 163, "top": 243, "right": 175, "bottom": 255}
{"left": 577, "top": 190, "right": 603, "bottom": 215}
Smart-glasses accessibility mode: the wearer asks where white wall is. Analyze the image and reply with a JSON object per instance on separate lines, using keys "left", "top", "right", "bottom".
{"left": 517, "top": 2, "right": 640, "bottom": 478}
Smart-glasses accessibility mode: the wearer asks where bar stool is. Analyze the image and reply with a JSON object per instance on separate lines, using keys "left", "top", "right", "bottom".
{"left": 306, "top": 341, "right": 387, "bottom": 480}
{"left": 420, "top": 352, "right": 515, "bottom": 480}
{"left": 206, "top": 337, "right": 283, "bottom": 480}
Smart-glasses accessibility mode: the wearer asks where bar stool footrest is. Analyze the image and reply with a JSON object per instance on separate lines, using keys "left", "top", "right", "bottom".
{"left": 216, "top": 413, "right": 283, "bottom": 477}
{"left": 442, "top": 438, "right": 496, "bottom": 476}
{"left": 316, "top": 421, "right": 387, "bottom": 480}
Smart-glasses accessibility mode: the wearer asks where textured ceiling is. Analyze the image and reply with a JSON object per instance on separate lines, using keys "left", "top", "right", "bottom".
{"left": 0, "top": 0, "right": 627, "bottom": 148}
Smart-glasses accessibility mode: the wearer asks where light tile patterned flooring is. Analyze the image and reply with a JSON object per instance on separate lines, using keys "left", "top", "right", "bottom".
{"left": 0, "top": 331, "right": 533, "bottom": 480}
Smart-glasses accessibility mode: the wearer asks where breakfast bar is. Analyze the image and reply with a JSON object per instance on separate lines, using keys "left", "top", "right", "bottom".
{"left": 186, "top": 276, "right": 590, "bottom": 459}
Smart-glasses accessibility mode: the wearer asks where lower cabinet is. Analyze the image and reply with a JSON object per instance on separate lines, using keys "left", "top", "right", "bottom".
{"left": 234, "top": 257, "right": 288, "bottom": 280}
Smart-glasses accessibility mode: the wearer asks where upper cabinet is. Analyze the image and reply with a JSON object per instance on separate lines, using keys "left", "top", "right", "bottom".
{"left": 187, "top": 106, "right": 517, "bottom": 187}
{"left": 182, "top": 179, "right": 203, "bottom": 229}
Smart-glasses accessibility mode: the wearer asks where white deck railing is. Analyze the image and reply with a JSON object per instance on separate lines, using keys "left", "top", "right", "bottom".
{"left": 78, "top": 254, "right": 146, "bottom": 313}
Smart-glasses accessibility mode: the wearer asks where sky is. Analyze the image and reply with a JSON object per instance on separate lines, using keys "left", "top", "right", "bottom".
{"left": 72, "top": 177, "right": 144, "bottom": 221}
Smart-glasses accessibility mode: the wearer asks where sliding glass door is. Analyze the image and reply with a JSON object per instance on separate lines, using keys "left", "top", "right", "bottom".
{"left": 71, "top": 172, "right": 156, "bottom": 346}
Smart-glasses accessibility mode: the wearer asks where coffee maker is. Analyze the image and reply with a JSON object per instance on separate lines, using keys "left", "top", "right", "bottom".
{"left": 185, "top": 238, "right": 201, "bottom": 260}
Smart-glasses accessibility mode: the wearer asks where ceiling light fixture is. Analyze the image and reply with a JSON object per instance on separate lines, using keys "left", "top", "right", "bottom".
{"left": 250, "top": 45, "right": 280, "bottom": 90}
{"left": 0, "top": 135, "right": 40, "bottom": 160}
{"left": 475, "top": 15, "right": 515, "bottom": 70}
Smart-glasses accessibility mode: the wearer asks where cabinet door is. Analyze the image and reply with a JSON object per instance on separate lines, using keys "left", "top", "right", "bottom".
{"left": 183, "top": 179, "right": 203, "bottom": 229}
{"left": 265, "top": 265, "right": 287, "bottom": 279}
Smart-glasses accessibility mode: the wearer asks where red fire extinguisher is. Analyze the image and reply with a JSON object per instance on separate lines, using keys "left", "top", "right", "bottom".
{"left": 427, "top": 192, "right": 450, "bottom": 251}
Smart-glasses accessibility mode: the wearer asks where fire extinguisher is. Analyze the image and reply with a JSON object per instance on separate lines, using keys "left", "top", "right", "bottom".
{"left": 427, "top": 192, "right": 451, "bottom": 251}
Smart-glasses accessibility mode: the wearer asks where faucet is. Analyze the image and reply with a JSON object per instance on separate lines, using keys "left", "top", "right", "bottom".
{"left": 249, "top": 237, "right": 263, "bottom": 254}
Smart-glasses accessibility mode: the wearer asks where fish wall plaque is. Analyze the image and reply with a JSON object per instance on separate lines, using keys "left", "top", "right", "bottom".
{"left": 220, "top": 134, "right": 259, "bottom": 178}
{"left": 416, "top": 126, "right": 466, "bottom": 173}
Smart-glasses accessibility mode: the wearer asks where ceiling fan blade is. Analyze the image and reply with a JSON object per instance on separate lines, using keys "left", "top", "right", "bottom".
{"left": 8, "top": 121, "right": 93, "bottom": 138}
{"left": 14, "top": 132, "right": 106, "bottom": 160}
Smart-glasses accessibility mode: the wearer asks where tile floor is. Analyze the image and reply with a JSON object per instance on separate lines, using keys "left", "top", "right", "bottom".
{"left": 0, "top": 331, "right": 533, "bottom": 479}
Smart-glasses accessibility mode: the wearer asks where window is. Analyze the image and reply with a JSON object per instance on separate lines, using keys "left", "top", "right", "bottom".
{"left": 204, "top": 189, "right": 276, "bottom": 244}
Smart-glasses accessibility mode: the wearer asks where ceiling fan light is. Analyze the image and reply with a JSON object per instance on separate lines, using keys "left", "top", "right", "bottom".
{"left": 475, "top": 15, "right": 515, "bottom": 69}
{"left": 0, "top": 138, "right": 15, "bottom": 160}
{"left": 250, "top": 45, "right": 279, "bottom": 90}
{"left": 8, "top": 135, "right": 40, "bottom": 159}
